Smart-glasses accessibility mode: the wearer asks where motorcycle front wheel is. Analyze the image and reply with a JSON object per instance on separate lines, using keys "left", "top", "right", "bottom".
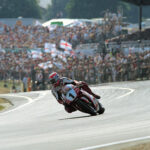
{"left": 97, "top": 102, "right": 105, "bottom": 114}
{"left": 76, "top": 99, "right": 97, "bottom": 116}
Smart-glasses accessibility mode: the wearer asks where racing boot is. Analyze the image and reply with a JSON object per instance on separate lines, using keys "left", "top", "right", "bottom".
{"left": 91, "top": 93, "right": 101, "bottom": 99}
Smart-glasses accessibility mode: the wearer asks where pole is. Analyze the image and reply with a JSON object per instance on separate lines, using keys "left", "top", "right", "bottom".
{"left": 139, "top": 3, "right": 142, "bottom": 31}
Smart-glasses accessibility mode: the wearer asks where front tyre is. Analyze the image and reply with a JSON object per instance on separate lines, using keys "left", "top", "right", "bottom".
{"left": 98, "top": 102, "right": 105, "bottom": 114}
{"left": 76, "top": 100, "right": 97, "bottom": 116}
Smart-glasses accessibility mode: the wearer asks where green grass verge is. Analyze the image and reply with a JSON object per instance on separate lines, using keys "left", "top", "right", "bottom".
{"left": 0, "top": 105, "right": 5, "bottom": 111}
{"left": 0, "top": 81, "right": 18, "bottom": 111}
{"left": 0, "top": 98, "right": 13, "bottom": 112}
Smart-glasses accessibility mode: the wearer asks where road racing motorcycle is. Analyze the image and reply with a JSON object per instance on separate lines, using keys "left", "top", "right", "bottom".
{"left": 61, "top": 84, "right": 105, "bottom": 116}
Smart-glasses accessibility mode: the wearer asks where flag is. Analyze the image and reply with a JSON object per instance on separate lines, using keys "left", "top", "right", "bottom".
{"left": 64, "top": 49, "right": 75, "bottom": 58}
{"left": 0, "top": 44, "right": 5, "bottom": 53}
{"left": 57, "top": 51, "right": 67, "bottom": 63}
{"left": 38, "top": 61, "right": 53, "bottom": 70}
{"left": 53, "top": 62, "right": 64, "bottom": 70}
{"left": 44, "top": 43, "right": 56, "bottom": 53}
{"left": 60, "top": 40, "right": 72, "bottom": 51}
{"left": 31, "top": 50, "right": 43, "bottom": 59}
{"left": 50, "top": 49, "right": 58, "bottom": 58}
{"left": 0, "top": 49, "right": 5, "bottom": 53}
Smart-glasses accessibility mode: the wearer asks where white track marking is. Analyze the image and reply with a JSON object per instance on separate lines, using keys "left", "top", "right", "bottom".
{"left": 0, "top": 87, "right": 134, "bottom": 115}
{"left": 111, "top": 87, "right": 135, "bottom": 99}
{"left": 77, "top": 87, "right": 139, "bottom": 150}
{"left": 77, "top": 136, "right": 150, "bottom": 150}
{"left": 92, "top": 86, "right": 135, "bottom": 100}
{"left": 108, "top": 87, "right": 135, "bottom": 99}
{"left": 0, "top": 91, "right": 47, "bottom": 115}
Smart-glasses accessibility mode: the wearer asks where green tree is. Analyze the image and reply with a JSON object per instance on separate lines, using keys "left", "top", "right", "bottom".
{"left": 45, "top": 0, "right": 69, "bottom": 20}
{"left": 66, "top": 0, "right": 119, "bottom": 19}
{"left": 0, "top": 0, "right": 41, "bottom": 18}
{"left": 121, "top": 2, "right": 150, "bottom": 22}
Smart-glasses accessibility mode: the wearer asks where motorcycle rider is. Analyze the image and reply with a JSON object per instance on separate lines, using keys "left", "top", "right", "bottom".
{"left": 49, "top": 72, "right": 101, "bottom": 113}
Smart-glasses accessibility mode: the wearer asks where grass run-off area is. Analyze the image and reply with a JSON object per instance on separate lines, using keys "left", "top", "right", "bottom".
{"left": 0, "top": 82, "right": 11, "bottom": 111}
{"left": 0, "top": 80, "right": 23, "bottom": 111}
{"left": 0, "top": 98, "right": 10, "bottom": 111}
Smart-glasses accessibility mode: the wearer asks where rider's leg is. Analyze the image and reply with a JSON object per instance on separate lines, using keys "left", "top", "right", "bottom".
{"left": 80, "top": 82, "right": 101, "bottom": 99}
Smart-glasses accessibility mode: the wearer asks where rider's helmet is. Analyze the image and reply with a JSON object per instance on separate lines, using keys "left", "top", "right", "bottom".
{"left": 48, "top": 72, "right": 60, "bottom": 87}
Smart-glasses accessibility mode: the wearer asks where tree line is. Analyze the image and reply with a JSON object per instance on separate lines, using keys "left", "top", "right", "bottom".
{"left": 0, "top": 0, "right": 150, "bottom": 22}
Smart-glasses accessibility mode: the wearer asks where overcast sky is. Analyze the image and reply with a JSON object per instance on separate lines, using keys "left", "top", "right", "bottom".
{"left": 39, "top": 0, "right": 52, "bottom": 8}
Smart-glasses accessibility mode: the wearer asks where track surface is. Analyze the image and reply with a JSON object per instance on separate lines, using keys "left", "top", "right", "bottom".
{"left": 0, "top": 81, "right": 150, "bottom": 150}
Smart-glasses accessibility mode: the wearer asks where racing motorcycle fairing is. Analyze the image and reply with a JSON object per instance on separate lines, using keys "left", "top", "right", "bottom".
{"left": 61, "top": 84, "right": 105, "bottom": 115}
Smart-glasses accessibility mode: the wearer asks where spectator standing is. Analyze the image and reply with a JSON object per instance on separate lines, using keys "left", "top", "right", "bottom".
{"left": 22, "top": 75, "right": 28, "bottom": 92}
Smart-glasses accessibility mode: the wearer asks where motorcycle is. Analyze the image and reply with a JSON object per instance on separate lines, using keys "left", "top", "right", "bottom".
{"left": 61, "top": 84, "right": 105, "bottom": 116}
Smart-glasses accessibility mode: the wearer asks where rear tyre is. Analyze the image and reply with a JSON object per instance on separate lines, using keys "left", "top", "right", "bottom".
{"left": 76, "top": 100, "right": 97, "bottom": 116}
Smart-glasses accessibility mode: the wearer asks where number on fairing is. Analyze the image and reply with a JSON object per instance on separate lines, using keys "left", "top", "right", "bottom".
{"left": 69, "top": 93, "right": 75, "bottom": 98}
{"left": 66, "top": 89, "right": 77, "bottom": 101}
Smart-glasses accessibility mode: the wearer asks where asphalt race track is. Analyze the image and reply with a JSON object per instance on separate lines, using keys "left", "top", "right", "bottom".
{"left": 0, "top": 81, "right": 150, "bottom": 150}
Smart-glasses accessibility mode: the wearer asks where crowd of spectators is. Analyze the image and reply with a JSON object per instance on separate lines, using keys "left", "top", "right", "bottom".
{"left": 108, "top": 28, "right": 150, "bottom": 43}
{"left": 0, "top": 9, "right": 150, "bottom": 91}
{"left": 0, "top": 47, "right": 150, "bottom": 91}
{"left": 103, "top": 9, "right": 123, "bottom": 38}
{"left": 0, "top": 10, "right": 123, "bottom": 50}
{"left": 51, "top": 50, "right": 150, "bottom": 84}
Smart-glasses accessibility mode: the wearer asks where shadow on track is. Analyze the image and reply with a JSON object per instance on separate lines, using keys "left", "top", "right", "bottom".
{"left": 59, "top": 115, "right": 91, "bottom": 120}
